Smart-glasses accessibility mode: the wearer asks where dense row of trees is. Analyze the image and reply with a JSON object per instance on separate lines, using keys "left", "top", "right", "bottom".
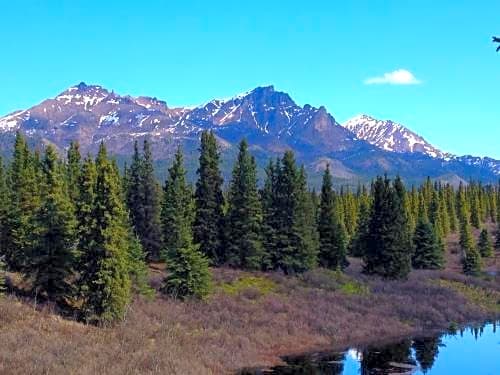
{"left": 0, "top": 131, "right": 499, "bottom": 321}
{"left": 0, "top": 137, "right": 150, "bottom": 322}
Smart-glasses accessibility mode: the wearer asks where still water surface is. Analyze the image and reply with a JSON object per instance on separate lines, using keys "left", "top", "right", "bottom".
{"left": 242, "top": 322, "right": 499, "bottom": 374}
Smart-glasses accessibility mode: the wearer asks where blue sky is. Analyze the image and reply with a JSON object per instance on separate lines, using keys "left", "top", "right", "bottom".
{"left": 1, "top": 1, "right": 499, "bottom": 158}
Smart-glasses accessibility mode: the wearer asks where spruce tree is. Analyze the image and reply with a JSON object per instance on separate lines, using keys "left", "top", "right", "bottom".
{"left": 318, "top": 165, "right": 348, "bottom": 270}
{"left": 477, "top": 228, "right": 493, "bottom": 258}
{"left": 470, "top": 185, "right": 481, "bottom": 229}
{"left": 350, "top": 185, "right": 371, "bottom": 257}
{"left": 0, "top": 163, "right": 6, "bottom": 296}
{"left": 412, "top": 218, "right": 444, "bottom": 269}
{"left": 261, "top": 159, "right": 279, "bottom": 270}
{"left": 460, "top": 221, "right": 482, "bottom": 276}
{"left": 342, "top": 187, "right": 357, "bottom": 238}
{"left": 394, "top": 176, "right": 413, "bottom": 255}
{"left": 363, "top": 176, "right": 411, "bottom": 279}
{"left": 458, "top": 186, "right": 482, "bottom": 276}
{"left": 79, "top": 144, "right": 131, "bottom": 324}
{"left": 66, "top": 141, "right": 81, "bottom": 202}
{"left": 0, "top": 157, "right": 8, "bottom": 272}
{"left": 162, "top": 148, "right": 212, "bottom": 299}
{"left": 139, "top": 140, "right": 162, "bottom": 260}
{"left": 75, "top": 155, "right": 97, "bottom": 287}
{"left": 163, "top": 232, "right": 212, "bottom": 300}
{"left": 193, "top": 131, "right": 225, "bottom": 265}
{"left": 126, "top": 231, "right": 154, "bottom": 297}
{"left": 161, "top": 147, "right": 194, "bottom": 260}
{"left": 26, "top": 145, "right": 77, "bottom": 303}
{"left": 429, "top": 190, "right": 442, "bottom": 237}
{"left": 127, "top": 141, "right": 143, "bottom": 236}
{"left": 224, "top": 140, "right": 264, "bottom": 269}
{"left": 295, "top": 166, "right": 319, "bottom": 269}
{"left": 272, "top": 152, "right": 302, "bottom": 273}
{"left": 439, "top": 187, "right": 451, "bottom": 236}
{"left": 268, "top": 152, "right": 318, "bottom": 274}
{"left": 4, "top": 133, "right": 41, "bottom": 271}
{"left": 446, "top": 184, "right": 458, "bottom": 233}
{"left": 126, "top": 141, "right": 162, "bottom": 261}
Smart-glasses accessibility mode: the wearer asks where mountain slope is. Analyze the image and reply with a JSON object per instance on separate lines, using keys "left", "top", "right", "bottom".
{"left": 343, "top": 114, "right": 446, "bottom": 158}
{"left": 342, "top": 114, "right": 500, "bottom": 179}
{"left": 0, "top": 83, "right": 498, "bottom": 185}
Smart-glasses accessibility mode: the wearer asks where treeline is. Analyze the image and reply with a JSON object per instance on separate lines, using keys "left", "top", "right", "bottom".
{"left": 0, "top": 131, "right": 499, "bottom": 323}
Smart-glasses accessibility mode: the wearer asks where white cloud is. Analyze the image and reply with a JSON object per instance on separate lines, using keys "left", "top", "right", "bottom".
{"left": 364, "top": 69, "right": 421, "bottom": 85}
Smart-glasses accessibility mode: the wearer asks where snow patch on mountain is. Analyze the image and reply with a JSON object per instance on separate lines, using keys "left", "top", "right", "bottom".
{"left": 0, "top": 110, "right": 30, "bottom": 132}
{"left": 343, "top": 114, "right": 446, "bottom": 158}
{"left": 99, "top": 111, "right": 120, "bottom": 127}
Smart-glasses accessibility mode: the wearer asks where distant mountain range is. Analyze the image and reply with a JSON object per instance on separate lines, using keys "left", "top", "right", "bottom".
{"left": 0, "top": 82, "right": 498, "bottom": 186}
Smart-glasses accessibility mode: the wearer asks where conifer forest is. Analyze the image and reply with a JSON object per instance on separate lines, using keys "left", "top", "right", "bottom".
{"left": 0, "top": 132, "right": 500, "bottom": 373}
{"left": 0, "top": 131, "right": 498, "bottom": 327}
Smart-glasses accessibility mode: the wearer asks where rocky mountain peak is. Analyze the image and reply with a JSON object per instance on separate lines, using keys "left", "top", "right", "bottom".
{"left": 343, "top": 114, "right": 445, "bottom": 158}
{"left": 55, "top": 82, "right": 110, "bottom": 110}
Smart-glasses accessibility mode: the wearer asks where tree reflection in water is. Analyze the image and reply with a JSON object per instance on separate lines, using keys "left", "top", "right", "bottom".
{"left": 242, "top": 321, "right": 498, "bottom": 375}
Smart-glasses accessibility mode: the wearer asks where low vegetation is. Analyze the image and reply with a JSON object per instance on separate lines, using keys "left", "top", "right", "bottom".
{"left": 1, "top": 264, "right": 498, "bottom": 374}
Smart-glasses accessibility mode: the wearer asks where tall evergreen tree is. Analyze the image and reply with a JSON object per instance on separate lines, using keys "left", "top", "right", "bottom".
{"left": 126, "top": 231, "right": 153, "bottom": 297}
{"left": 75, "top": 155, "right": 97, "bottom": 290}
{"left": 0, "top": 157, "right": 9, "bottom": 271}
{"left": 460, "top": 221, "right": 481, "bottom": 276}
{"left": 477, "top": 228, "right": 493, "bottom": 258}
{"left": 394, "top": 176, "right": 413, "bottom": 255}
{"left": 350, "top": 185, "right": 371, "bottom": 257}
{"left": 445, "top": 184, "right": 458, "bottom": 233}
{"left": 224, "top": 140, "right": 264, "bottom": 269}
{"left": 0, "top": 160, "right": 6, "bottom": 296}
{"left": 127, "top": 141, "right": 143, "bottom": 236}
{"left": 163, "top": 225, "right": 212, "bottom": 300}
{"left": 295, "top": 166, "right": 319, "bottom": 269}
{"left": 139, "top": 140, "right": 162, "bottom": 260}
{"left": 266, "top": 152, "right": 318, "bottom": 273}
{"left": 26, "top": 145, "right": 77, "bottom": 303}
{"left": 261, "top": 159, "right": 279, "bottom": 270}
{"left": 412, "top": 218, "right": 444, "bottom": 269}
{"left": 66, "top": 141, "right": 82, "bottom": 202}
{"left": 363, "top": 176, "right": 411, "bottom": 279}
{"left": 470, "top": 185, "right": 481, "bottom": 229}
{"left": 458, "top": 185, "right": 482, "bottom": 276}
{"left": 126, "top": 140, "right": 162, "bottom": 260}
{"left": 193, "top": 131, "right": 225, "bottom": 265}
{"left": 79, "top": 144, "right": 131, "bottom": 324}
{"left": 4, "top": 133, "right": 41, "bottom": 271}
{"left": 162, "top": 147, "right": 212, "bottom": 299}
{"left": 161, "top": 147, "right": 194, "bottom": 260}
{"left": 318, "top": 165, "right": 348, "bottom": 270}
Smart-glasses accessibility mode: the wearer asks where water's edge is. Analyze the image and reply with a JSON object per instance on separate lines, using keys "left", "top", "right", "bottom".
{"left": 239, "top": 320, "right": 500, "bottom": 375}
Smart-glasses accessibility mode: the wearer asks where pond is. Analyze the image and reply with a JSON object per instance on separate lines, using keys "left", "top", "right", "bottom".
{"left": 241, "top": 321, "right": 499, "bottom": 374}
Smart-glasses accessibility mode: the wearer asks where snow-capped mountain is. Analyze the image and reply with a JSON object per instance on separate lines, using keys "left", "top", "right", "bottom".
{"left": 343, "top": 114, "right": 446, "bottom": 158}
{"left": 342, "top": 114, "right": 500, "bottom": 178}
{"left": 0, "top": 83, "right": 360, "bottom": 159}
{"left": 0, "top": 83, "right": 498, "bottom": 184}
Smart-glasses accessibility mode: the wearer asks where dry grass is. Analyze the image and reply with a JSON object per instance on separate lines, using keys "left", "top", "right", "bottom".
{"left": 0, "top": 231, "right": 499, "bottom": 374}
